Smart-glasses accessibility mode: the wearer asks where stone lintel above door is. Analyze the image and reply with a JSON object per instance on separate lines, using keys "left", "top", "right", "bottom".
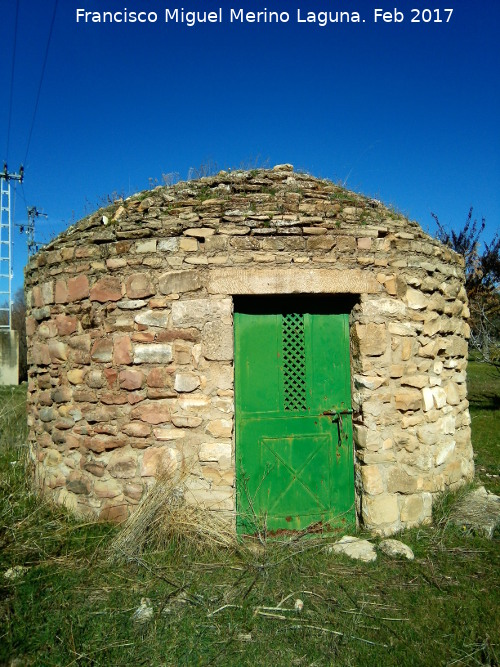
{"left": 206, "top": 268, "right": 381, "bottom": 295}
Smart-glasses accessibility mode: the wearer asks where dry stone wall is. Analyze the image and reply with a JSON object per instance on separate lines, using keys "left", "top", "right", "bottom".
{"left": 25, "top": 165, "right": 474, "bottom": 534}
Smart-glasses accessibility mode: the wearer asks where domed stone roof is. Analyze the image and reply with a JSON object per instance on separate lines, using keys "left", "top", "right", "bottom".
{"left": 31, "top": 164, "right": 453, "bottom": 262}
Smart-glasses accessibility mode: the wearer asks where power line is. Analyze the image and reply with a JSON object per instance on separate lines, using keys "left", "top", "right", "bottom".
{"left": 24, "top": 0, "right": 59, "bottom": 165}
{"left": 5, "top": 0, "right": 20, "bottom": 162}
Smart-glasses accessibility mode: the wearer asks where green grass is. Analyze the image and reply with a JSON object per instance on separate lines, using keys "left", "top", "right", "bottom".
{"left": 0, "top": 366, "right": 498, "bottom": 666}
{"left": 468, "top": 361, "right": 500, "bottom": 494}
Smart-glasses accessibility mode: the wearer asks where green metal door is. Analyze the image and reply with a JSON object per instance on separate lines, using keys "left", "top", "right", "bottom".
{"left": 235, "top": 299, "right": 355, "bottom": 536}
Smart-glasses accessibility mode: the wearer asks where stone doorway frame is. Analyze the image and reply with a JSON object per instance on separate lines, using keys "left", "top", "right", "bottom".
{"left": 207, "top": 267, "right": 379, "bottom": 528}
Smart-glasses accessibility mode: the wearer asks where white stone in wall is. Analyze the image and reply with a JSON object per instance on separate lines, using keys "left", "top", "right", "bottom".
{"left": 362, "top": 494, "right": 400, "bottom": 528}
{"left": 422, "top": 387, "right": 434, "bottom": 412}
{"left": 199, "top": 442, "right": 232, "bottom": 468}
{"left": 202, "top": 321, "right": 234, "bottom": 361}
{"left": 174, "top": 373, "right": 201, "bottom": 393}
{"left": 153, "top": 428, "right": 186, "bottom": 441}
{"left": 430, "top": 386, "right": 448, "bottom": 409}
{"left": 133, "top": 344, "right": 172, "bottom": 364}
{"left": 158, "top": 238, "right": 180, "bottom": 252}
{"left": 435, "top": 441, "right": 455, "bottom": 466}
{"left": 135, "top": 310, "right": 170, "bottom": 328}
{"left": 171, "top": 298, "right": 232, "bottom": 329}
{"left": 362, "top": 298, "right": 406, "bottom": 318}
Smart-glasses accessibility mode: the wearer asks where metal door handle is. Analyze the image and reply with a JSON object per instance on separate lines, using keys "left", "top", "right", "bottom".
{"left": 322, "top": 409, "right": 352, "bottom": 445}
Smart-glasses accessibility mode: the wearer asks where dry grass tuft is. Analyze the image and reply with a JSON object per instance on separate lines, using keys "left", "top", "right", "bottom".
{"left": 107, "top": 466, "right": 238, "bottom": 561}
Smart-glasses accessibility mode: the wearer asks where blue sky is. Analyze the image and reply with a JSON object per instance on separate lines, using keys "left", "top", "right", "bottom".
{"left": 1, "top": 0, "right": 499, "bottom": 298}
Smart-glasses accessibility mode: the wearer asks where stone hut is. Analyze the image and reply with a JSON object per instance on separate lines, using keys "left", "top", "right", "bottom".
{"left": 25, "top": 165, "right": 474, "bottom": 536}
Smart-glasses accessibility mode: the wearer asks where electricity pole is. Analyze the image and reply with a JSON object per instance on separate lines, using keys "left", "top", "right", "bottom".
{"left": 17, "top": 206, "right": 46, "bottom": 258}
{"left": 0, "top": 163, "right": 23, "bottom": 330}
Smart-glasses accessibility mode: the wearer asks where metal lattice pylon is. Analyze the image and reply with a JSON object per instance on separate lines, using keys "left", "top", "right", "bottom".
{"left": 0, "top": 176, "right": 12, "bottom": 329}
{"left": 0, "top": 165, "right": 23, "bottom": 330}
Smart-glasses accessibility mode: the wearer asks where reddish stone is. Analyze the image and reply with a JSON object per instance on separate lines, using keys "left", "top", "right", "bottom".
{"left": 69, "top": 350, "right": 90, "bottom": 365}
{"left": 119, "top": 368, "right": 144, "bottom": 390}
{"left": 90, "top": 276, "right": 123, "bottom": 302}
{"left": 94, "top": 424, "right": 119, "bottom": 435}
{"left": 68, "top": 274, "right": 90, "bottom": 301}
{"left": 147, "top": 388, "right": 176, "bottom": 399}
{"left": 115, "top": 241, "right": 132, "bottom": 254}
{"left": 122, "top": 422, "right": 150, "bottom": 437}
{"left": 64, "top": 433, "right": 82, "bottom": 449}
{"left": 91, "top": 338, "right": 113, "bottom": 362}
{"left": 129, "top": 439, "right": 151, "bottom": 450}
{"left": 101, "top": 392, "right": 128, "bottom": 405}
{"left": 131, "top": 401, "right": 171, "bottom": 424}
{"left": 148, "top": 297, "right": 170, "bottom": 308}
{"left": 357, "top": 237, "right": 372, "bottom": 250}
{"left": 54, "top": 418, "right": 74, "bottom": 430}
{"left": 26, "top": 316, "right": 37, "bottom": 337}
{"left": 32, "top": 343, "right": 51, "bottom": 366}
{"left": 73, "top": 425, "right": 90, "bottom": 435}
{"left": 156, "top": 328, "right": 200, "bottom": 342}
{"left": 55, "top": 279, "right": 69, "bottom": 304}
{"left": 38, "top": 320, "right": 58, "bottom": 338}
{"left": 113, "top": 335, "right": 133, "bottom": 365}
{"left": 73, "top": 389, "right": 98, "bottom": 403}
{"left": 124, "top": 482, "right": 144, "bottom": 500}
{"left": 39, "top": 390, "right": 53, "bottom": 406}
{"left": 75, "top": 247, "right": 99, "bottom": 259}
{"left": 83, "top": 405, "right": 117, "bottom": 423}
{"left": 132, "top": 332, "right": 155, "bottom": 343}
{"left": 83, "top": 461, "right": 106, "bottom": 477}
{"left": 84, "top": 436, "right": 126, "bottom": 453}
{"left": 68, "top": 335, "right": 91, "bottom": 352}
{"left": 39, "top": 432, "right": 52, "bottom": 448}
{"left": 147, "top": 367, "right": 172, "bottom": 388}
{"left": 125, "top": 272, "right": 155, "bottom": 299}
{"left": 127, "top": 392, "right": 146, "bottom": 405}
{"left": 32, "top": 285, "right": 43, "bottom": 308}
{"left": 104, "top": 368, "right": 118, "bottom": 387}
{"left": 55, "top": 314, "right": 78, "bottom": 336}
{"left": 99, "top": 502, "right": 129, "bottom": 523}
{"left": 106, "top": 258, "right": 127, "bottom": 270}
{"left": 37, "top": 373, "right": 52, "bottom": 389}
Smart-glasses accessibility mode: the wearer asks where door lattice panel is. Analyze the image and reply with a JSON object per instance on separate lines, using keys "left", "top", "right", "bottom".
{"left": 282, "top": 313, "right": 307, "bottom": 411}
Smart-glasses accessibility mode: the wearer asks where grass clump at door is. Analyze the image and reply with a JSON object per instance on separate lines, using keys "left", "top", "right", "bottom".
{"left": 0, "top": 370, "right": 499, "bottom": 667}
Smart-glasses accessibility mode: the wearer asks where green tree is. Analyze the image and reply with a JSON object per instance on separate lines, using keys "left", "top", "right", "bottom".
{"left": 432, "top": 208, "right": 500, "bottom": 369}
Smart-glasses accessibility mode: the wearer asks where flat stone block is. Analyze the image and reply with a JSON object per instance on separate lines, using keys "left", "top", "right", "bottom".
{"left": 206, "top": 268, "right": 380, "bottom": 295}
{"left": 362, "top": 493, "right": 399, "bottom": 526}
